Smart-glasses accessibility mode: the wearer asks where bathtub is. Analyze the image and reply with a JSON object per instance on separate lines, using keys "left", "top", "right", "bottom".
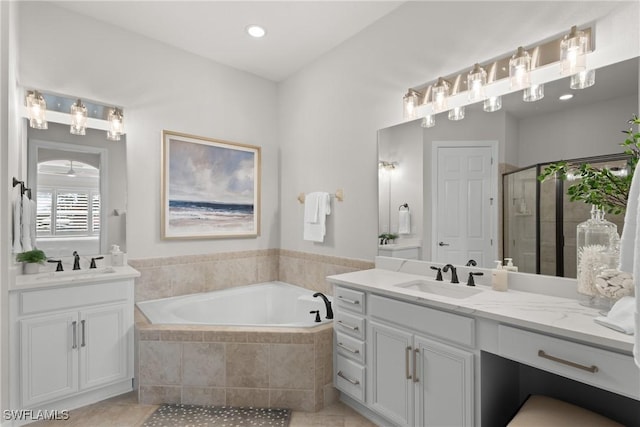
{"left": 136, "top": 281, "right": 332, "bottom": 327}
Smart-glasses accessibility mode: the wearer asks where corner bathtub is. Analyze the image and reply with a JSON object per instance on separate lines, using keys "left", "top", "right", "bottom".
{"left": 136, "top": 281, "right": 332, "bottom": 327}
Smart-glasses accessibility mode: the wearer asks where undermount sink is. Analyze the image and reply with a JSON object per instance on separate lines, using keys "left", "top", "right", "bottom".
{"left": 396, "top": 279, "right": 483, "bottom": 299}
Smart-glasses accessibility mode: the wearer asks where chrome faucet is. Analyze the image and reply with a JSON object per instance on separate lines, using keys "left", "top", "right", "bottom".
{"left": 442, "top": 264, "right": 459, "bottom": 283}
{"left": 72, "top": 251, "right": 81, "bottom": 270}
{"left": 313, "top": 292, "right": 334, "bottom": 319}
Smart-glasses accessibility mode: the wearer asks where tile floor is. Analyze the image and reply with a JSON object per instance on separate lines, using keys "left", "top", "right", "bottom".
{"left": 26, "top": 391, "right": 378, "bottom": 427}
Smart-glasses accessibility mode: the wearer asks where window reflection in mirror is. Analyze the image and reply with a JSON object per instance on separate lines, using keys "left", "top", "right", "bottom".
{"left": 27, "top": 122, "right": 127, "bottom": 257}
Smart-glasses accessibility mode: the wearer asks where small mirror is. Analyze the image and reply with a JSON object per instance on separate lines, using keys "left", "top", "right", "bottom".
{"left": 27, "top": 122, "right": 127, "bottom": 257}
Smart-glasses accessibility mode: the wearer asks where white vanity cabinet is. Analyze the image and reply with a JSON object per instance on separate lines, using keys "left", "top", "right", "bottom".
{"left": 10, "top": 278, "right": 134, "bottom": 411}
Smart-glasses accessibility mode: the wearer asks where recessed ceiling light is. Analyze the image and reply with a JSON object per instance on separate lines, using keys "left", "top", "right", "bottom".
{"left": 246, "top": 25, "right": 266, "bottom": 38}
{"left": 559, "top": 93, "right": 574, "bottom": 101}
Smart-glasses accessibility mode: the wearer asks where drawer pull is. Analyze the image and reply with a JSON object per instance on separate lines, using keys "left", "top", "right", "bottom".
{"left": 337, "top": 370, "right": 360, "bottom": 385}
{"left": 538, "top": 350, "right": 599, "bottom": 373}
{"left": 337, "top": 342, "right": 360, "bottom": 354}
{"left": 71, "top": 321, "right": 77, "bottom": 350}
{"left": 413, "top": 348, "right": 419, "bottom": 383}
{"left": 338, "top": 296, "right": 360, "bottom": 305}
{"left": 337, "top": 320, "right": 359, "bottom": 331}
{"left": 406, "top": 346, "right": 412, "bottom": 380}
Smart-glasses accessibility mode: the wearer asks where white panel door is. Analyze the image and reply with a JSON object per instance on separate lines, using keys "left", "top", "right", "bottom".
{"left": 369, "top": 321, "right": 414, "bottom": 427}
{"left": 414, "top": 336, "right": 474, "bottom": 427}
{"left": 434, "top": 145, "right": 494, "bottom": 266}
{"left": 79, "top": 304, "right": 129, "bottom": 390}
{"left": 20, "top": 312, "right": 79, "bottom": 406}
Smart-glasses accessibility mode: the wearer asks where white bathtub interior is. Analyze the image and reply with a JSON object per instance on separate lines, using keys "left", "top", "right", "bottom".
{"left": 136, "top": 281, "right": 332, "bottom": 327}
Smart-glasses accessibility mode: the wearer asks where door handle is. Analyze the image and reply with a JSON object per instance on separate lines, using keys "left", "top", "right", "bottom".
{"left": 80, "top": 320, "right": 86, "bottom": 347}
{"left": 413, "top": 348, "right": 419, "bottom": 383}
{"left": 71, "top": 321, "right": 77, "bottom": 349}
{"left": 405, "top": 346, "right": 412, "bottom": 380}
{"left": 438, "top": 241, "right": 450, "bottom": 246}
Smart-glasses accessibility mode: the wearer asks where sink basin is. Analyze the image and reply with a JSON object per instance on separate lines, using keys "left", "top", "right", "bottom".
{"left": 396, "top": 279, "right": 482, "bottom": 299}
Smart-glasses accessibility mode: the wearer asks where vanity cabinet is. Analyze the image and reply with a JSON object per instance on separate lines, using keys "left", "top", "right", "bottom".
{"left": 11, "top": 279, "right": 134, "bottom": 410}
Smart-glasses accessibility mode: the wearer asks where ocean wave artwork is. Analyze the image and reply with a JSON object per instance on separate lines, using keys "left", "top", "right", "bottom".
{"left": 168, "top": 200, "right": 254, "bottom": 233}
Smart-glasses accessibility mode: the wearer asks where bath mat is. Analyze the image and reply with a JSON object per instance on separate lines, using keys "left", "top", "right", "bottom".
{"left": 142, "top": 404, "right": 291, "bottom": 427}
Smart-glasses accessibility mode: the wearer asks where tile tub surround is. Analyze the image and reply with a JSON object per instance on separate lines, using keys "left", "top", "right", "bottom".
{"left": 130, "top": 249, "right": 373, "bottom": 302}
{"left": 136, "top": 311, "right": 336, "bottom": 412}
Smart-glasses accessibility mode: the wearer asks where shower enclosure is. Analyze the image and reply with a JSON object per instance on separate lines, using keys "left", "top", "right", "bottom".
{"left": 503, "top": 154, "right": 627, "bottom": 277}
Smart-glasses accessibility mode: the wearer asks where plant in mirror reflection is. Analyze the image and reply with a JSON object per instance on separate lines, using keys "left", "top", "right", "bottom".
{"left": 538, "top": 115, "right": 640, "bottom": 215}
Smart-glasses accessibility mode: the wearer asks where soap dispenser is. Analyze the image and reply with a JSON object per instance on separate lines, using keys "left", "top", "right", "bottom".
{"left": 491, "top": 261, "right": 508, "bottom": 292}
{"left": 503, "top": 258, "right": 518, "bottom": 272}
{"left": 110, "top": 245, "right": 124, "bottom": 267}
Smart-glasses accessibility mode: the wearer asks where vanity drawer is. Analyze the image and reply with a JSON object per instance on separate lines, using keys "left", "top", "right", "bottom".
{"left": 336, "top": 331, "right": 365, "bottom": 364}
{"left": 498, "top": 325, "right": 640, "bottom": 400}
{"left": 369, "top": 294, "right": 475, "bottom": 347}
{"left": 334, "top": 310, "right": 365, "bottom": 340}
{"left": 335, "top": 354, "right": 365, "bottom": 403}
{"left": 334, "top": 286, "right": 365, "bottom": 314}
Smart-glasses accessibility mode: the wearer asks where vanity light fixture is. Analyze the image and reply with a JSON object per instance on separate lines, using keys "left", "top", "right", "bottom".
{"left": 509, "top": 47, "right": 531, "bottom": 90}
{"left": 402, "top": 89, "right": 421, "bottom": 120}
{"left": 467, "top": 63, "right": 487, "bottom": 102}
{"left": 570, "top": 69, "right": 595, "bottom": 89}
{"left": 560, "top": 26, "right": 589, "bottom": 76}
{"left": 447, "top": 75, "right": 465, "bottom": 121}
{"left": 432, "top": 78, "right": 451, "bottom": 113}
{"left": 483, "top": 96, "right": 502, "bottom": 112}
{"left": 421, "top": 115, "right": 435, "bottom": 128}
{"left": 70, "top": 98, "right": 87, "bottom": 135}
{"left": 107, "top": 107, "right": 124, "bottom": 141}
{"left": 523, "top": 84, "right": 544, "bottom": 102}
{"left": 26, "top": 90, "right": 48, "bottom": 130}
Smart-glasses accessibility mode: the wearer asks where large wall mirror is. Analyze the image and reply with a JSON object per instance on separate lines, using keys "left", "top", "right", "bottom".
{"left": 27, "top": 121, "right": 127, "bottom": 257}
{"left": 378, "top": 56, "right": 639, "bottom": 277}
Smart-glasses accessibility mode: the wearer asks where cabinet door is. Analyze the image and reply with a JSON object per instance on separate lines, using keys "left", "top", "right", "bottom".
{"left": 369, "top": 321, "right": 414, "bottom": 427}
{"left": 79, "top": 304, "right": 129, "bottom": 390}
{"left": 20, "top": 312, "right": 79, "bottom": 406}
{"left": 414, "top": 336, "right": 474, "bottom": 427}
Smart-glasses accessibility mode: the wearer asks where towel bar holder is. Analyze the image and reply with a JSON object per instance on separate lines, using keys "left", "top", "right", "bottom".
{"left": 298, "top": 188, "right": 344, "bottom": 204}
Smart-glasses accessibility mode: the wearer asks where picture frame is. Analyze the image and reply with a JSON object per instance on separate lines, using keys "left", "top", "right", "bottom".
{"left": 161, "top": 130, "right": 261, "bottom": 239}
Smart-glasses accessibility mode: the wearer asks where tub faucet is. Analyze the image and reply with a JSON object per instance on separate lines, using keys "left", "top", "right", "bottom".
{"left": 442, "top": 264, "right": 459, "bottom": 283}
{"left": 72, "top": 251, "right": 81, "bottom": 270}
{"left": 313, "top": 292, "right": 334, "bottom": 319}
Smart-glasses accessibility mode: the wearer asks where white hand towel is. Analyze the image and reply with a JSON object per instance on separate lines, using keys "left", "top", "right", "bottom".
{"left": 304, "top": 192, "right": 330, "bottom": 242}
{"left": 594, "top": 296, "right": 636, "bottom": 335}
{"left": 304, "top": 192, "right": 321, "bottom": 223}
{"left": 21, "top": 194, "right": 33, "bottom": 252}
{"left": 398, "top": 210, "right": 411, "bottom": 235}
{"left": 619, "top": 162, "right": 640, "bottom": 273}
{"left": 12, "top": 191, "right": 22, "bottom": 253}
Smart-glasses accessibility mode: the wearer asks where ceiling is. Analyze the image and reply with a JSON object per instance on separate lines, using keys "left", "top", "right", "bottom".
{"left": 52, "top": 1, "right": 404, "bottom": 82}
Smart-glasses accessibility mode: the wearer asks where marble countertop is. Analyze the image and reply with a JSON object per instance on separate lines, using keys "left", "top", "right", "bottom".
{"left": 327, "top": 268, "right": 635, "bottom": 353}
{"left": 11, "top": 264, "right": 140, "bottom": 291}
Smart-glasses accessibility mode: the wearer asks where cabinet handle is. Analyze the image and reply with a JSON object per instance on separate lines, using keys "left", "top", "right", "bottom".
{"left": 337, "top": 342, "right": 360, "bottom": 354}
{"left": 406, "top": 346, "right": 412, "bottom": 380}
{"left": 337, "top": 320, "right": 359, "bottom": 331}
{"left": 337, "top": 370, "right": 360, "bottom": 385}
{"left": 337, "top": 296, "right": 360, "bottom": 305}
{"left": 537, "top": 350, "right": 599, "bottom": 373}
{"left": 80, "top": 320, "right": 86, "bottom": 348}
{"left": 413, "top": 348, "right": 419, "bottom": 383}
{"left": 71, "top": 321, "right": 77, "bottom": 349}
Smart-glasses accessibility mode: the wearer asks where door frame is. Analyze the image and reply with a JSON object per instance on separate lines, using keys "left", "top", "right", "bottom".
{"left": 430, "top": 140, "right": 499, "bottom": 266}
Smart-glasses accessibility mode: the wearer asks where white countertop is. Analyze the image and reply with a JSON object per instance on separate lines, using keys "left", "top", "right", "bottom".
{"left": 11, "top": 264, "right": 140, "bottom": 291}
{"left": 327, "top": 268, "right": 635, "bottom": 353}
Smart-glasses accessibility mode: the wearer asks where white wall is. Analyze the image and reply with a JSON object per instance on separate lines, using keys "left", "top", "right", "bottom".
{"left": 278, "top": 1, "right": 640, "bottom": 261}
{"left": 16, "top": 2, "right": 280, "bottom": 259}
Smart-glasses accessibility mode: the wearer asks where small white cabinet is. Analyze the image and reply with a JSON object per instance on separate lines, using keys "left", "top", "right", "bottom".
{"left": 11, "top": 278, "right": 135, "bottom": 411}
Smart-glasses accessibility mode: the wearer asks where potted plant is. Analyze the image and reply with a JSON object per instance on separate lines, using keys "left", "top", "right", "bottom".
{"left": 16, "top": 249, "right": 47, "bottom": 274}
{"left": 538, "top": 115, "right": 640, "bottom": 214}
{"left": 378, "top": 233, "right": 399, "bottom": 245}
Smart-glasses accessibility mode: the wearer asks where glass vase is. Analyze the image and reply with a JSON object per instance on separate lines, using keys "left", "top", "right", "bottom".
{"left": 576, "top": 206, "right": 619, "bottom": 308}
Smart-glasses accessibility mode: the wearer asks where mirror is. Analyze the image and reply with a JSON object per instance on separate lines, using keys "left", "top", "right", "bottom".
{"left": 378, "top": 57, "right": 639, "bottom": 276}
{"left": 27, "top": 121, "right": 127, "bottom": 257}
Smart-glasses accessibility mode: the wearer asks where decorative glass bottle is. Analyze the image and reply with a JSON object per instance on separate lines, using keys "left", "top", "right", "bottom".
{"left": 576, "top": 205, "right": 620, "bottom": 308}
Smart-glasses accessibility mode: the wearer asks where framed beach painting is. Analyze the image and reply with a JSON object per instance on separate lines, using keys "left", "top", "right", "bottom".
{"left": 161, "top": 130, "right": 261, "bottom": 239}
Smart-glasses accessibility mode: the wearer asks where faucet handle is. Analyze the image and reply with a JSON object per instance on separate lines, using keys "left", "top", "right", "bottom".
{"left": 48, "top": 259, "right": 64, "bottom": 272}
{"left": 467, "top": 272, "right": 484, "bottom": 287}
{"left": 90, "top": 256, "right": 104, "bottom": 269}
{"left": 309, "top": 310, "right": 321, "bottom": 323}
{"left": 430, "top": 266, "right": 443, "bottom": 281}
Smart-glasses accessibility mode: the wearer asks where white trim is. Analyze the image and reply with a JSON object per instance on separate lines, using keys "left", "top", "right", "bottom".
{"left": 430, "top": 140, "right": 499, "bottom": 266}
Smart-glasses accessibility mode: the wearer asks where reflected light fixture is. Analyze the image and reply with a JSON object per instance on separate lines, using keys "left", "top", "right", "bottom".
{"left": 421, "top": 115, "right": 435, "bottom": 128}
{"left": 26, "top": 90, "right": 48, "bottom": 129}
{"left": 378, "top": 160, "right": 398, "bottom": 170}
{"left": 509, "top": 47, "right": 531, "bottom": 90}
{"left": 523, "top": 83, "right": 544, "bottom": 102}
{"left": 70, "top": 98, "right": 87, "bottom": 135}
{"left": 107, "top": 107, "right": 124, "bottom": 141}
{"left": 467, "top": 63, "right": 487, "bottom": 102}
{"left": 403, "top": 89, "right": 420, "bottom": 120}
{"left": 570, "top": 69, "right": 595, "bottom": 89}
{"left": 432, "top": 78, "right": 451, "bottom": 113}
{"left": 484, "top": 96, "right": 502, "bottom": 112}
{"left": 560, "top": 26, "right": 588, "bottom": 76}
{"left": 448, "top": 75, "right": 465, "bottom": 121}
